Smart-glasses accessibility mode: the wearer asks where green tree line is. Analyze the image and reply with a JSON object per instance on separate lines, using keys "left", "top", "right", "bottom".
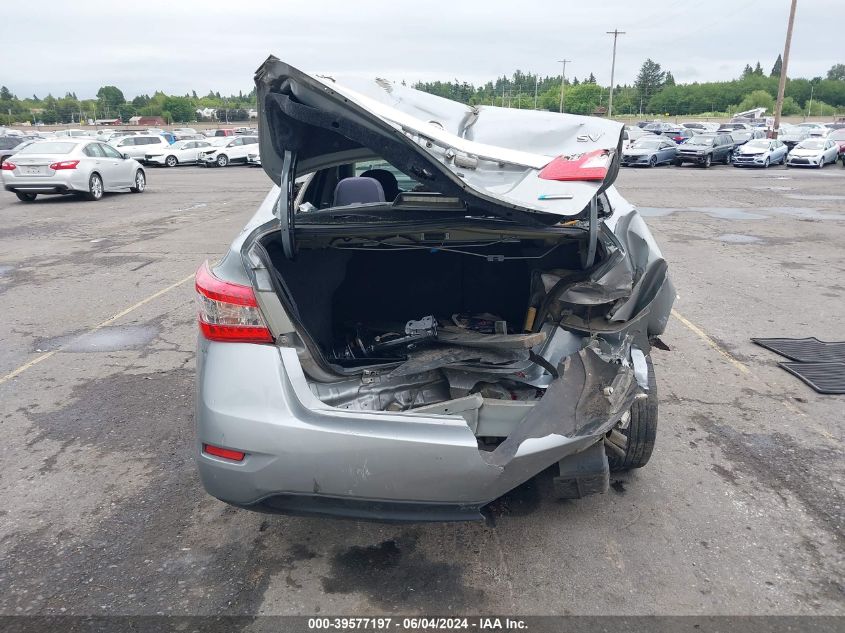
{"left": 1, "top": 59, "right": 843, "bottom": 126}
{"left": 413, "top": 59, "right": 845, "bottom": 117}
{"left": 0, "top": 85, "right": 257, "bottom": 126}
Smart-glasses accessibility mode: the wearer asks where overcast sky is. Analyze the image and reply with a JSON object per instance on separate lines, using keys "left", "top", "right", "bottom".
{"left": 2, "top": 0, "right": 840, "bottom": 99}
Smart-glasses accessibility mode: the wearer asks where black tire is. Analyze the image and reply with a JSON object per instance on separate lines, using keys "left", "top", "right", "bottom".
{"left": 165, "top": 155, "right": 178, "bottom": 168}
{"left": 130, "top": 169, "right": 146, "bottom": 193}
{"left": 648, "top": 156, "right": 657, "bottom": 168}
{"left": 606, "top": 355, "right": 658, "bottom": 472}
{"left": 16, "top": 192, "right": 37, "bottom": 202}
{"left": 763, "top": 157, "right": 770, "bottom": 168}
{"left": 818, "top": 158, "right": 824, "bottom": 169}
{"left": 85, "top": 173, "right": 103, "bottom": 201}
{"left": 702, "top": 154, "right": 712, "bottom": 168}
{"left": 673, "top": 159, "right": 682, "bottom": 166}
{"left": 216, "top": 154, "right": 229, "bottom": 168}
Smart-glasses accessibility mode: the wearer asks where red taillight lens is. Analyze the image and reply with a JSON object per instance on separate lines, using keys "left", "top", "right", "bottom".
{"left": 195, "top": 261, "right": 273, "bottom": 343}
{"left": 49, "top": 160, "right": 80, "bottom": 170}
{"left": 538, "top": 149, "right": 611, "bottom": 182}
{"left": 0, "top": 161, "right": 15, "bottom": 171}
{"left": 203, "top": 443, "right": 245, "bottom": 461}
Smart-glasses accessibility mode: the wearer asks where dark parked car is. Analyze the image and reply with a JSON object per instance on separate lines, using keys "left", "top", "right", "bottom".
{"left": 0, "top": 136, "right": 25, "bottom": 165}
{"left": 728, "top": 129, "right": 767, "bottom": 148}
{"left": 675, "top": 134, "right": 735, "bottom": 167}
{"left": 643, "top": 122, "right": 676, "bottom": 135}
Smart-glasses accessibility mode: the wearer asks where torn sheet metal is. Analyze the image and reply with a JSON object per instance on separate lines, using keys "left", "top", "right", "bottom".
{"left": 256, "top": 57, "right": 624, "bottom": 220}
{"left": 388, "top": 345, "right": 527, "bottom": 378}
{"left": 481, "top": 346, "right": 638, "bottom": 468}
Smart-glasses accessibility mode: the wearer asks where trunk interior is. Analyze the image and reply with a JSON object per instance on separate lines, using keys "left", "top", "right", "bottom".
{"left": 263, "top": 236, "right": 587, "bottom": 367}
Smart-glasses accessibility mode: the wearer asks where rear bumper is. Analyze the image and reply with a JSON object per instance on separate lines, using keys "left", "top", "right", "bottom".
{"left": 195, "top": 342, "right": 638, "bottom": 520}
{"left": 2, "top": 169, "right": 86, "bottom": 194}
{"left": 5, "top": 183, "right": 73, "bottom": 194}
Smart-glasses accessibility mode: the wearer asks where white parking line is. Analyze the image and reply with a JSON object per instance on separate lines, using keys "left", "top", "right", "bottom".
{"left": 0, "top": 273, "right": 195, "bottom": 386}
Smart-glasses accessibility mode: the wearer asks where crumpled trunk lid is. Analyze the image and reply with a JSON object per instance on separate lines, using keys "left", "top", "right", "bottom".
{"left": 255, "top": 57, "right": 624, "bottom": 223}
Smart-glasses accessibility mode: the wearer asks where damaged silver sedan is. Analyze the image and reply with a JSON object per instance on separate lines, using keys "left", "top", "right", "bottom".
{"left": 194, "top": 57, "right": 675, "bottom": 522}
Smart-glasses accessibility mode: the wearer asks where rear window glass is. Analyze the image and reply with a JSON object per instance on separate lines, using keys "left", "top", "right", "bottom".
{"left": 17, "top": 142, "right": 76, "bottom": 154}
{"left": 355, "top": 159, "right": 418, "bottom": 192}
{"left": 0, "top": 137, "right": 22, "bottom": 150}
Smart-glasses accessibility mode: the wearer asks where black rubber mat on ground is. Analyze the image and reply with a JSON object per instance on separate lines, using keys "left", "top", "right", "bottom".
{"left": 778, "top": 362, "right": 845, "bottom": 395}
{"left": 752, "top": 337, "right": 845, "bottom": 363}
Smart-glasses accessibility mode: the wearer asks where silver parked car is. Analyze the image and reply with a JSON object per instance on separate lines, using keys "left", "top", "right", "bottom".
{"left": 1, "top": 139, "right": 146, "bottom": 202}
{"left": 194, "top": 59, "right": 675, "bottom": 522}
{"left": 620, "top": 136, "right": 678, "bottom": 167}
{"left": 786, "top": 138, "right": 840, "bottom": 168}
{"left": 731, "top": 138, "right": 788, "bottom": 168}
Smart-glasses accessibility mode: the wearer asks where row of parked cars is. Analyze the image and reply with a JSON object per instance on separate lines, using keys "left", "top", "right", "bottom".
{"left": 0, "top": 125, "right": 267, "bottom": 203}
{"left": 621, "top": 120, "right": 845, "bottom": 169}
{"left": 0, "top": 126, "right": 263, "bottom": 169}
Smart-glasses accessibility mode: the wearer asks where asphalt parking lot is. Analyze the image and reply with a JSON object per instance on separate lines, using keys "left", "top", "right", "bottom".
{"left": 0, "top": 162, "right": 843, "bottom": 617}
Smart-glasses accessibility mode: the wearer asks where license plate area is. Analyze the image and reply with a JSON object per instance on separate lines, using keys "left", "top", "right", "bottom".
{"left": 21, "top": 166, "right": 47, "bottom": 176}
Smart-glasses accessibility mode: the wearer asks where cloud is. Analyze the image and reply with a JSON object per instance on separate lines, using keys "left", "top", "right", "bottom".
{"left": 2, "top": 0, "right": 840, "bottom": 97}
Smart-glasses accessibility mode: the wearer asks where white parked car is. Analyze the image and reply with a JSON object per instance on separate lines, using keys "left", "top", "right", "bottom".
{"left": 172, "top": 127, "right": 198, "bottom": 136}
{"left": 794, "top": 122, "right": 830, "bottom": 138}
{"left": 1, "top": 139, "right": 146, "bottom": 202}
{"left": 622, "top": 126, "right": 649, "bottom": 149}
{"left": 109, "top": 134, "right": 171, "bottom": 161}
{"left": 144, "top": 139, "right": 213, "bottom": 167}
{"left": 55, "top": 129, "right": 94, "bottom": 139}
{"left": 786, "top": 138, "right": 840, "bottom": 168}
{"left": 246, "top": 147, "right": 261, "bottom": 166}
{"left": 197, "top": 135, "right": 258, "bottom": 167}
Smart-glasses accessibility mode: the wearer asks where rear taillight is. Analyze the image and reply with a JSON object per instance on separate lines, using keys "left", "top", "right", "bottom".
{"left": 538, "top": 149, "right": 611, "bottom": 182}
{"left": 49, "top": 160, "right": 79, "bottom": 170}
{"left": 0, "top": 161, "right": 15, "bottom": 171}
{"left": 195, "top": 261, "right": 273, "bottom": 343}
{"left": 203, "top": 444, "right": 245, "bottom": 461}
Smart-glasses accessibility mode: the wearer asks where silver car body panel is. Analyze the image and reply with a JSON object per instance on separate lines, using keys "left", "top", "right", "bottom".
{"left": 256, "top": 57, "right": 624, "bottom": 220}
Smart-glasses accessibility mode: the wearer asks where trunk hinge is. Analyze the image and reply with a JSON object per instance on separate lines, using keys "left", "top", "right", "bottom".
{"left": 277, "top": 150, "right": 298, "bottom": 260}
{"left": 581, "top": 195, "right": 598, "bottom": 269}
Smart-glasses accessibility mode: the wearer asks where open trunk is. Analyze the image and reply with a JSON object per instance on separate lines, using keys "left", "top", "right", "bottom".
{"left": 258, "top": 226, "right": 642, "bottom": 443}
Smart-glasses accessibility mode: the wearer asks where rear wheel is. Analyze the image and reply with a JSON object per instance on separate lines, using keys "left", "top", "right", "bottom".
{"left": 85, "top": 173, "right": 103, "bottom": 201}
{"left": 723, "top": 151, "right": 731, "bottom": 165}
{"left": 606, "top": 355, "right": 658, "bottom": 472}
{"left": 130, "top": 169, "right": 145, "bottom": 193}
{"left": 165, "top": 155, "right": 178, "bottom": 168}
{"left": 15, "top": 192, "right": 37, "bottom": 202}
{"left": 216, "top": 154, "right": 229, "bottom": 168}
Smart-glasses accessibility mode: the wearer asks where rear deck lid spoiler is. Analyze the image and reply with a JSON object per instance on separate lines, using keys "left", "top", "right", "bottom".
{"left": 256, "top": 56, "right": 623, "bottom": 223}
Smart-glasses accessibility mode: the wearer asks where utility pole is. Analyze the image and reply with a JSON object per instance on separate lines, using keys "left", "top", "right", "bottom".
{"left": 806, "top": 84, "right": 814, "bottom": 119}
{"left": 606, "top": 29, "right": 625, "bottom": 118}
{"left": 772, "top": 0, "right": 797, "bottom": 136}
{"left": 558, "top": 59, "right": 571, "bottom": 113}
